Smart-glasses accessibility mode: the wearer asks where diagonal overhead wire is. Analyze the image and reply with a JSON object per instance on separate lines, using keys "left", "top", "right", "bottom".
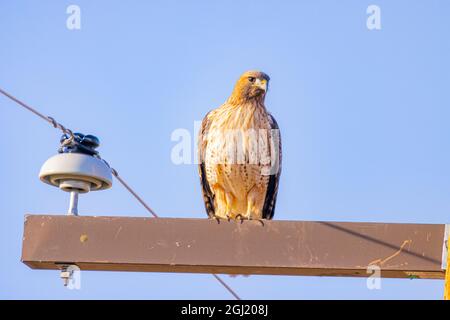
{"left": 0, "top": 87, "right": 241, "bottom": 300}
{"left": 110, "top": 168, "right": 158, "bottom": 218}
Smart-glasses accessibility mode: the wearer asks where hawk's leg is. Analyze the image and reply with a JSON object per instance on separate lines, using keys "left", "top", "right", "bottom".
{"left": 225, "top": 192, "right": 235, "bottom": 221}
{"left": 253, "top": 218, "right": 266, "bottom": 226}
{"left": 245, "top": 186, "right": 265, "bottom": 226}
{"left": 235, "top": 214, "right": 245, "bottom": 224}
{"left": 209, "top": 215, "right": 221, "bottom": 224}
{"left": 212, "top": 185, "right": 227, "bottom": 220}
{"left": 234, "top": 214, "right": 265, "bottom": 226}
{"left": 212, "top": 185, "right": 234, "bottom": 220}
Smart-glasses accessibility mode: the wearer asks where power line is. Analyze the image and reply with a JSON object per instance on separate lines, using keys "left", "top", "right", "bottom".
{"left": 110, "top": 168, "right": 158, "bottom": 218}
{"left": 0, "top": 87, "right": 241, "bottom": 300}
{"left": 0, "top": 88, "right": 71, "bottom": 134}
{"left": 212, "top": 274, "right": 241, "bottom": 300}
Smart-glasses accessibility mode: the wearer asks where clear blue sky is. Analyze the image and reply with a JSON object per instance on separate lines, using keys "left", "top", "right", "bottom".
{"left": 1, "top": 0, "right": 449, "bottom": 299}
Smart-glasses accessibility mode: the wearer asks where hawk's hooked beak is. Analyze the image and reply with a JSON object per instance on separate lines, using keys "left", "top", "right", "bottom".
{"left": 254, "top": 78, "right": 268, "bottom": 92}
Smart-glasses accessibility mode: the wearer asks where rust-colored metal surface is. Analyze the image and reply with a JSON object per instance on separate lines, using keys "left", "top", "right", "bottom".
{"left": 21, "top": 215, "right": 446, "bottom": 279}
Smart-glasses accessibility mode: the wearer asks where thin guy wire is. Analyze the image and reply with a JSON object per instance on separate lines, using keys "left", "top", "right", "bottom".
{"left": 110, "top": 168, "right": 158, "bottom": 218}
{"left": 212, "top": 274, "right": 241, "bottom": 300}
{"left": 0, "top": 88, "right": 68, "bottom": 134}
{"left": 0, "top": 87, "right": 241, "bottom": 300}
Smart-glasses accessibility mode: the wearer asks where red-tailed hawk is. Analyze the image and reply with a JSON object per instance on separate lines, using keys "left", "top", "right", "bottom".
{"left": 198, "top": 71, "right": 281, "bottom": 221}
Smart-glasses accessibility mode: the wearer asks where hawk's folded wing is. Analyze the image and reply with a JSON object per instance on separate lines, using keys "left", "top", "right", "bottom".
{"left": 262, "top": 113, "right": 282, "bottom": 219}
{"left": 198, "top": 111, "right": 215, "bottom": 218}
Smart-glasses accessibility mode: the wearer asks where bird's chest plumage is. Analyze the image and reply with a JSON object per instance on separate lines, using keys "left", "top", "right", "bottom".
{"left": 204, "top": 104, "right": 271, "bottom": 200}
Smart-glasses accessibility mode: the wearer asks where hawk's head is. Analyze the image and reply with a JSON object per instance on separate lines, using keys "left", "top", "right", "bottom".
{"left": 229, "top": 70, "right": 270, "bottom": 104}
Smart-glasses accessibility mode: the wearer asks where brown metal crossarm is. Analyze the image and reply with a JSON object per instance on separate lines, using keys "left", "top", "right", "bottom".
{"left": 22, "top": 215, "right": 447, "bottom": 280}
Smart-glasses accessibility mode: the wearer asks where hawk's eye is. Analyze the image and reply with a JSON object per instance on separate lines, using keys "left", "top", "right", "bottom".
{"left": 248, "top": 77, "right": 256, "bottom": 83}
